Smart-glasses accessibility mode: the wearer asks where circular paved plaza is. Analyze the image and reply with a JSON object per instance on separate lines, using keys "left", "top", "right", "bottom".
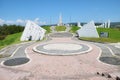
{"left": 0, "top": 32, "right": 120, "bottom": 80}
{"left": 34, "top": 42, "right": 92, "bottom": 55}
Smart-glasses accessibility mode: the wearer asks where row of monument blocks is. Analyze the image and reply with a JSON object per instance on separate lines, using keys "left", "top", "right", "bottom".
{"left": 77, "top": 20, "right": 110, "bottom": 28}
{"left": 20, "top": 20, "right": 110, "bottom": 41}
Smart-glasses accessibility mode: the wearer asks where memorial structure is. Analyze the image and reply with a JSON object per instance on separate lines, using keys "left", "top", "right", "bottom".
{"left": 98, "top": 20, "right": 110, "bottom": 28}
{"left": 77, "top": 22, "right": 81, "bottom": 27}
{"left": 77, "top": 21, "right": 99, "bottom": 38}
{"left": 57, "top": 13, "right": 63, "bottom": 26}
{"left": 20, "top": 20, "right": 46, "bottom": 41}
{"left": 107, "top": 20, "right": 110, "bottom": 28}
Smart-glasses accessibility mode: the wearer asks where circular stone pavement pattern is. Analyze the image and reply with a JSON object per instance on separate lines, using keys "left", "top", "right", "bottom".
{"left": 34, "top": 42, "right": 92, "bottom": 55}
{"left": 3, "top": 57, "right": 30, "bottom": 66}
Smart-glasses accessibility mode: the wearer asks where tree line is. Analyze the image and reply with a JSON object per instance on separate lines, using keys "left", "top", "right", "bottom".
{"left": 0, "top": 24, "right": 24, "bottom": 40}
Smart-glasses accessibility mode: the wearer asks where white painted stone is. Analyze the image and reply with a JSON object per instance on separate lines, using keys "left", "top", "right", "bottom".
{"left": 20, "top": 20, "right": 46, "bottom": 41}
{"left": 77, "top": 21, "right": 99, "bottom": 38}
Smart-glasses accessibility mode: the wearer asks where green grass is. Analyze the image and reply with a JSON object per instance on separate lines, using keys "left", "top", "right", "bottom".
{"left": 55, "top": 26, "right": 66, "bottom": 31}
{"left": 70, "top": 26, "right": 80, "bottom": 33}
{"left": 42, "top": 26, "right": 51, "bottom": 34}
{"left": 0, "top": 32, "right": 22, "bottom": 49}
{"left": 80, "top": 28, "right": 120, "bottom": 43}
{"left": 80, "top": 37, "right": 119, "bottom": 43}
{"left": 97, "top": 28, "right": 120, "bottom": 40}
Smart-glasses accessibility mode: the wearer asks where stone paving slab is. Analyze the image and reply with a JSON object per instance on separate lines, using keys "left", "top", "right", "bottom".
{"left": 49, "top": 32, "right": 73, "bottom": 37}
{"left": 94, "top": 43, "right": 113, "bottom": 57}
{"left": 107, "top": 44, "right": 120, "bottom": 56}
{"left": 18, "top": 40, "right": 118, "bottom": 80}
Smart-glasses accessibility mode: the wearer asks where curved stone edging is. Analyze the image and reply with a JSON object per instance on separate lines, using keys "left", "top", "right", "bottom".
{"left": 33, "top": 42, "right": 92, "bottom": 56}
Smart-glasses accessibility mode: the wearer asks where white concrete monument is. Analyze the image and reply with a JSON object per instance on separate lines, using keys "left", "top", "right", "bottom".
{"left": 20, "top": 20, "right": 46, "bottom": 41}
{"left": 77, "top": 21, "right": 99, "bottom": 38}
{"left": 98, "top": 23, "right": 105, "bottom": 28}
{"left": 107, "top": 20, "right": 110, "bottom": 28}
{"left": 77, "top": 22, "right": 81, "bottom": 27}
{"left": 104, "top": 22, "right": 107, "bottom": 28}
{"left": 57, "top": 13, "right": 63, "bottom": 26}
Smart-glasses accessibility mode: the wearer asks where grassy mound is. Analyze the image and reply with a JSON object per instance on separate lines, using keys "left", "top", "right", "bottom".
{"left": 42, "top": 26, "right": 51, "bottom": 34}
{"left": 0, "top": 32, "right": 22, "bottom": 49}
{"left": 80, "top": 28, "right": 120, "bottom": 43}
{"left": 55, "top": 26, "right": 66, "bottom": 31}
{"left": 97, "top": 28, "right": 120, "bottom": 40}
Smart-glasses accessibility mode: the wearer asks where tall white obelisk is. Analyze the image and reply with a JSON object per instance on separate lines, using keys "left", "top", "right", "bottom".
{"left": 104, "top": 22, "right": 107, "bottom": 28}
{"left": 58, "top": 13, "right": 63, "bottom": 26}
{"left": 107, "top": 20, "right": 110, "bottom": 28}
{"left": 77, "top": 22, "right": 81, "bottom": 27}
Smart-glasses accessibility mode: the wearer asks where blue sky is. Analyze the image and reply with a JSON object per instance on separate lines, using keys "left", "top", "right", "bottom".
{"left": 0, "top": 0, "right": 120, "bottom": 25}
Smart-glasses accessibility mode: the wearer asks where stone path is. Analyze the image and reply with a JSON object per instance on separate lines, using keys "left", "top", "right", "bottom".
{"left": 50, "top": 26, "right": 56, "bottom": 33}
{"left": 65, "top": 26, "right": 71, "bottom": 32}
{"left": 73, "top": 37, "right": 120, "bottom": 65}
{"left": 49, "top": 32, "right": 73, "bottom": 38}
{"left": 50, "top": 25, "right": 71, "bottom": 33}
{"left": 0, "top": 32, "right": 120, "bottom": 80}
{"left": 0, "top": 41, "right": 34, "bottom": 65}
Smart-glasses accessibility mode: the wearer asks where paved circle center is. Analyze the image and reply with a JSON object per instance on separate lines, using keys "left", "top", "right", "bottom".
{"left": 34, "top": 42, "right": 92, "bottom": 55}
{"left": 43, "top": 43, "right": 82, "bottom": 51}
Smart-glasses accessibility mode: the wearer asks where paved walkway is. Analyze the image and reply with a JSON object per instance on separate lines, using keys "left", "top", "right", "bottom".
{"left": 0, "top": 32, "right": 120, "bottom": 80}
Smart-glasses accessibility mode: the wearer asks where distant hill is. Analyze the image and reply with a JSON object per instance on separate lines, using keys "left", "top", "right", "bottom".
{"left": 110, "top": 22, "right": 120, "bottom": 28}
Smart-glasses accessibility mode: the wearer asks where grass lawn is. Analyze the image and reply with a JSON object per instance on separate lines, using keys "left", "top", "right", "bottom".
{"left": 42, "top": 26, "right": 51, "bottom": 34}
{"left": 80, "top": 28, "right": 120, "bottom": 43}
{"left": 55, "top": 26, "right": 66, "bottom": 31}
{"left": 0, "top": 32, "right": 22, "bottom": 49}
{"left": 70, "top": 26, "right": 80, "bottom": 33}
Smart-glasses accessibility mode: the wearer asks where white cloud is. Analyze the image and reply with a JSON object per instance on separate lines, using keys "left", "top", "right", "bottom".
{"left": 34, "top": 18, "right": 39, "bottom": 21}
{"left": 6, "top": 20, "right": 15, "bottom": 25}
{"left": 40, "top": 21, "right": 46, "bottom": 25}
{"left": 16, "top": 19, "right": 24, "bottom": 23}
{"left": 0, "top": 18, "right": 46, "bottom": 26}
{"left": 16, "top": 19, "right": 25, "bottom": 25}
{"left": 34, "top": 18, "right": 40, "bottom": 24}
{"left": 34, "top": 18, "right": 46, "bottom": 25}
{"left": 0, "top": 18, "right": 5, "bottom": 25}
